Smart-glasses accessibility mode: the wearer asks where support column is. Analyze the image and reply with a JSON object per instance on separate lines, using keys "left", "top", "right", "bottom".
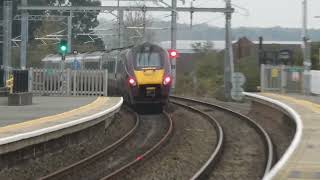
{"left": 20, "top": 0, "right": 28, "bottom": 70}
{"left": 118, "top": 10, "right": 124, "bottom": 48}
{"left": 3, "top": 1, "right": 13, "bottom": 82}
{"left": 171, "top": 0, "right": 177, "bottom": 89}
{"left": 224, "top": 0, "right": 234, "bottom": 100}
{"left": 302, "top": 0, "right": 311, "bottom": 95}
{"left": 67, "top": 11, "right": 73, "bottom": 53}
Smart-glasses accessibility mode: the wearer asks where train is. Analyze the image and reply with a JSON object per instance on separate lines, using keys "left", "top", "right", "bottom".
{"left": 42, "top": 42, "right": 172, "bottom": 107}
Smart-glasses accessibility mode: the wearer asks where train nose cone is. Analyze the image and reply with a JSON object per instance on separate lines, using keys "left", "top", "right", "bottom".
{"left": 134, "top": 69, "right": 164, "bottom": 85}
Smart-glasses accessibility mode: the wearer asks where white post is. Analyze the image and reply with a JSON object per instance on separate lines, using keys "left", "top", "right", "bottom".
{"left": 73, "top": 70, "right": 77, "bottom": 96}
{"left": 66, "top": 68, "right": 71, "bottom": 96}
{"left": 260, "top": 64, "right": 265, "bottom": 92}
{"left": 104, "top": 69, "right": 108, "bottom": 96}
{"left": 280, "top": 65, "right": 287, "bottom": 94}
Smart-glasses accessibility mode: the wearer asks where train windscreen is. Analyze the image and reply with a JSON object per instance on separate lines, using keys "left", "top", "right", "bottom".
{"left": 135, "top": 52, "right": 162, "bottom": 68}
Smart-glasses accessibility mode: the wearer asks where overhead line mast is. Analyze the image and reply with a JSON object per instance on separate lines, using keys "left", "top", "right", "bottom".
{"left": 16, "top": 1, "right": 235, "bottom": 99}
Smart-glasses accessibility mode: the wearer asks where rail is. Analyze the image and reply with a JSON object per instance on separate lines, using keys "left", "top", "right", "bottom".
{"left": 170, "top": 99, "right": 224, "bottom": 180}
{"left": 170, "top": 95, "right": 275, "bottom": 179}
{"left": 39, "top": 106, "right": 139, "bottom": 180}
{"left": 101, "top": 111, "right": 173, "bottom": 180}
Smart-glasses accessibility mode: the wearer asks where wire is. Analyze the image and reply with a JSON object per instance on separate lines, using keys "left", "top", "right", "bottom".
{"left": 232, "top": 3, "right": 250, "bottom": 17}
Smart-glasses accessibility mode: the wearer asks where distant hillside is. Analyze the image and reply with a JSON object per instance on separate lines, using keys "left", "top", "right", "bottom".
{"left": 151, "top": 21, "right": 320, "bottom": 41}
{"left": 97, "top": 18, "right": 320, "bottom": 43}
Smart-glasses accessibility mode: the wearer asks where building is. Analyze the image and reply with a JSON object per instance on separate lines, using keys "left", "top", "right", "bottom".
{"left": 232, "top": 37, "right": 302, "bottom": 64}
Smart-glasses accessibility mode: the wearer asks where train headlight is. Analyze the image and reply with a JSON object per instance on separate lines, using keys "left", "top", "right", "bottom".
{"left": 163, "top": 76, "right": 171, "bottom": 86}
{"left": 128, "top": 78, "right": 137, "bottom": 86}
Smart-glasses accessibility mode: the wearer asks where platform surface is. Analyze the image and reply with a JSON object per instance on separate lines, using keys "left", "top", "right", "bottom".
{"left": 260, "top": 93, "right": 320, "bottom": 180}
{"left": 0, "top": 96, "right": 122, "bottom": 146}
{"left": 0, "top": 96, "right": 96, "bottom": 127}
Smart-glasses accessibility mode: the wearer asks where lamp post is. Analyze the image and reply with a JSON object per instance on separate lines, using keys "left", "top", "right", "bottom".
{"left": 302, "top": 0, "right": 311, "bottom": 95}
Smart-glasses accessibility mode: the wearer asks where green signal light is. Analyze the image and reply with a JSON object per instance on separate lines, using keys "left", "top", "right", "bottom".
{"left": 60, "top": 45, "right": 67, "bottom": 52}
{"left": 58, "top": 39, "right": 68, "bottom": 55}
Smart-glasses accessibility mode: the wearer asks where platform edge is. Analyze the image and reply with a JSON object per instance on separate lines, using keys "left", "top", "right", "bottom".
{"left": 243, "top": 92, "right": 303, "bottom": 180}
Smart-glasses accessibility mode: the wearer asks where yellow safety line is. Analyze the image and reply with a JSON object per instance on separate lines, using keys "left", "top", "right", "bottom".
{"left": 0, "top": 97, "right": 108, "bottom": 133}
{"left": 262, "top": 93, "right": 320, "bottom": 113}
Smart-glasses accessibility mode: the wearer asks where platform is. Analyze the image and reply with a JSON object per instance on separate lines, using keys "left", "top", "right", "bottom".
{"left": 0, "top": 96, "right": 96, "bottom": 127}
{"left": 247, "top": 93, "right": 320, "bottom": 180}
{"left": 0, "top": 96, "right": 123, "bottom": 154}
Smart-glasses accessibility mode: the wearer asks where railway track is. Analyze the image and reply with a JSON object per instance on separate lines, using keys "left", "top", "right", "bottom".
{"left": 170, "top": 96, "right": 274, "bottom": 180}
{"left": 38, "top": 108, "right": 173, "bottom": 180}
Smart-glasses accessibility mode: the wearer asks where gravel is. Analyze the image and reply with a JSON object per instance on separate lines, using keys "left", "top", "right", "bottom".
{"left": 115, "top": 104, "right": 218, "bottom": 180}
{"left": 187, "top": 102, "right": 266, "bottom": 180}
{"left": 195, "top": 97, "right": 295, "bottom": 166}
{"left": 71, "top": 113, "right": 170, "bottom": 180}
{"left": 0, "top": 108, "right": 136, "bottom": 180}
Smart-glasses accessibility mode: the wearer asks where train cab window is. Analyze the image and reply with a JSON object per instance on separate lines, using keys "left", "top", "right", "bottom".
{"left": 135, "top": 52, "right": 162, "bottom": 68}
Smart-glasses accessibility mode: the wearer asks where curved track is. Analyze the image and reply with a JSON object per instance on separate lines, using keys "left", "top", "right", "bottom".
{"left": 101, "top": 111, "right": 173, "bottom": 180}
{"left": 170, "top": 96, "right": 274, "bottom": 180}
{"left": 39, "top": 108, "right": 173, "bottom": 180}
{"left": 171, "top": 100, "right": 224, "bottom": 180}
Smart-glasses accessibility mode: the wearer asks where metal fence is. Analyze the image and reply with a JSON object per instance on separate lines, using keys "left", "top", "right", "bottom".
{"left": 29, "top": 68, "right": 108, "bottom": 96}
{"left": 0, "top": 69, "right": 4, "bottom": 87}
{"left": 12, "top": 69, "right": 29, "bottom": 93}
{"left": 261, "top": 64, "right": 304, "bottom": 93}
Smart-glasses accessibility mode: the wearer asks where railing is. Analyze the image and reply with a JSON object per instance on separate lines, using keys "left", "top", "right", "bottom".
{"left": 29, "top": 68, "right": 108, "bottom": 96}
{"left": 261, "top": 64, "right": 304, "bottom": 93}
{"left": 12, "top": 69, "right": 29, "bottom": 93}
{"left": 0, "top": 69, "right": 4, "bottom": 87}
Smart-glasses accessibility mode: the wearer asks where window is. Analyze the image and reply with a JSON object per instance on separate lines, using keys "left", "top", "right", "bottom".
{"left": 136, "top": 52, "right": 162, "bottom": 68}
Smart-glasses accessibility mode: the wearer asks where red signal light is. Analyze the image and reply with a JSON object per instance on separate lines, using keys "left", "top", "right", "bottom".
{"left": 168, "top": 49, "right": 179, "bottom": 59}
{"left": 128, "top": 78, "right": 137, "bottom": 86}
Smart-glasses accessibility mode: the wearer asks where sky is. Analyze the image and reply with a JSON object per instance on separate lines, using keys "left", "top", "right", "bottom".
{"left": 100, "top": 0, "right": 320, "bottom": 28}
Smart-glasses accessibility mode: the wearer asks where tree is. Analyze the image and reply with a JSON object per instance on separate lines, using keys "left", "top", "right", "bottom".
{"left": 192, "top": 41, "right": 214, "bottom": 54}
{"left": 1, "top": 0, "right": 105, "bottom": 68}
{"left": 176, "top": 42, "right": 224, "bottom": 97}
{"left": 106, "top": 10, "right": 154, "bottom": 49}
{"left": 311, "top": 42, "right": 320, "bottom": 70}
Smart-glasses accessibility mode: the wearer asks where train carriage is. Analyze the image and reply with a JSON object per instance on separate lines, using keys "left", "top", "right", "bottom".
{"left": 116, "top": 42, "right": 172, "bottom": 105}
{"left": 41, "top": 42, "right": 172, "bottom": 107}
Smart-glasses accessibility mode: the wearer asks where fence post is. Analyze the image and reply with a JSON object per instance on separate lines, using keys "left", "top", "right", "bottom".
{"left": 28, "top": 68, "right": 33, "bottom": 93}
{"left": 280, "top": 65, "right": 287, "bottom": 94}
{"left": 66, "top": 68, "right": 71, "bottom": 96}
{"left": 260, "top": 64, "right": 265, "bottom": 92}
{"left": 104, "top": 69, "right": 108, "bottom": 96}
{"left": 73, "top": 70, "right": 77, "bottom": 96}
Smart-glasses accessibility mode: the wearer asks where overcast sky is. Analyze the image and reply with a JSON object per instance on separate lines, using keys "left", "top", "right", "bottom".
{"left": 100, "top": 0, "right": 320, "bottom": 28}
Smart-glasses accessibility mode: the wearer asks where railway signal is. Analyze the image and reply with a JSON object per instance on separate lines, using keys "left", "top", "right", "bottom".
{"left": 168, "top": 49, "right": 180, "bottom": 59}
{"left": 58, "top": 39, "right": 68, "bottom": 56}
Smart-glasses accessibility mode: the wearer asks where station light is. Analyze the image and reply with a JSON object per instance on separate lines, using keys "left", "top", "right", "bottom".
{"left": 58, "top": 39, "right": 68, "bottom": 55}
{"left": 168, "top": 49, "right": 180, "bottom": 59}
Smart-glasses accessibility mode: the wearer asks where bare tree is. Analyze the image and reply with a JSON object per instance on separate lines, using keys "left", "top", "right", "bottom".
{"left": 111, "top": 10, "right": 155, "bottom": 48}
